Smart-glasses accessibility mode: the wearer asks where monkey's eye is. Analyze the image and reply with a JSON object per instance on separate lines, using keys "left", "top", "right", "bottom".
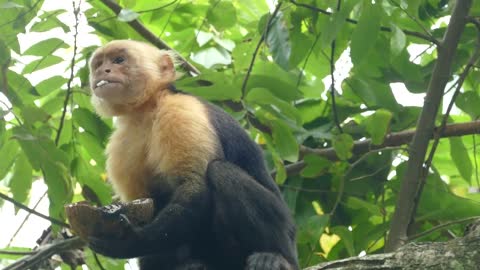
{"left": 112, "top": 56, "right": 125, "bottom": 64}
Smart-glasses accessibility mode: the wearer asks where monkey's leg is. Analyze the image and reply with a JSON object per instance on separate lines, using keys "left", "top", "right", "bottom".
{"left": 88, "top": 178, "right": 211, "bottom": 259}
{"left": 246, "top": 253, "right": 293, "bottom": 270}
{"left": 206, "top": 160, "right": 298, "bottom": 270}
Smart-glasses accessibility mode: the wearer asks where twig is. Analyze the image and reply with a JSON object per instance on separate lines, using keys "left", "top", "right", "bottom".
{"left": 289, "top": 0, "right": 440, "bottom": 46}
{"left": 424, "top": 31, "right": 480, "bottom": 175}
{"left": 0, "top": 0, "right": 42, "bottom": 28}
{"left": 330, "top": 0, "right": 343, "bottom": 133}
{"left": 0, "top": 192, "right": 68, "bottom": 227}
{"left": 3, "top": 237, "right": 85, "bottom": 270}
{"left": 0, "top": 250, "right": 35, "bottom": 256}
{"left": 329, "top": 147, "right": 406, "bottom": 215}
{"left": 8, "top": 191, "right": 48, "bottom": 247}
{"left": 55, "top": 0, "right": 81, "bottom": 146}
{"left": 93, "top": 252, "right": 106, "bottom": 270}
{"left": 240, "top": 1, "right": 283, "bottom": 99}
{"left": 408, "top": 216, "right": 480, "bottom": 241}
{"left": 98, "top": 0, "right": 200, "bottom": 75}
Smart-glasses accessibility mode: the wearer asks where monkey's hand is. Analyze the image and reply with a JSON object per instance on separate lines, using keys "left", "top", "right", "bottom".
{"left": 87, "top": 214, "right": 149, "bottom": 258}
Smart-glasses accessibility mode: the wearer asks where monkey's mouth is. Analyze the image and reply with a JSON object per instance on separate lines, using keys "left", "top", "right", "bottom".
{"left": 95, "top": 80, "right": 119, "bottom": 88}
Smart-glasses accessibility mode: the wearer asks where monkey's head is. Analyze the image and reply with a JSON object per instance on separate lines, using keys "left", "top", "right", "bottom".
{"left": 89, "top": 40, "right": 177, "bottom": 116}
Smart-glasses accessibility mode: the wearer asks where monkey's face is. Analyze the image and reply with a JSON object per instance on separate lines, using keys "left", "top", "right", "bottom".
{"left": 89, "top": 44, "right": 147, "bottom": 105}
{"left": 89, "top": 40, "right": 176, "bottom": 116}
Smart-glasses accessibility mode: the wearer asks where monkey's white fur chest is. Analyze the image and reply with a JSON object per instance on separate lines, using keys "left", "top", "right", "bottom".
{"left": 105, "top": 94, "right": 219, "bottom": 202}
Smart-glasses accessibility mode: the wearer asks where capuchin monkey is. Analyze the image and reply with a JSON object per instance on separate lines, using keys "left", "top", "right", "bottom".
{"left": 87, "top": 40, "right": 298, "bottom": 270}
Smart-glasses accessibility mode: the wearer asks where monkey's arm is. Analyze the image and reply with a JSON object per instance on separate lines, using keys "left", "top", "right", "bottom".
{"left": 88, "top": 178, "right": 210, "bottom": 258}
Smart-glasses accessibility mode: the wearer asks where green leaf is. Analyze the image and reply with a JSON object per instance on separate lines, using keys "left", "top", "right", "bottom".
{"left": 9, "top": 153, "right": 33, "bottom": 205}
{"left": 117, "top": 9, "right": 139, "bottom": 22}
{"left": 20, "top": 106, "right": 50, "bottom": 124}
{"left": 456, "top": 91, "right": 480, "bottom": 119}
{"left": 364, "top": 109, "right": 392, "bottom": 145}
{"left": 247, "top": 75, "right": 298, "bottom": 102}
{"left": 72, "top": 157, "right": 112, "bottom": 205}
{"left": 449, "top": 137, "right": 472, "bottom": 183}
{"left": 0, "top": 2, "right": 24, "bottom": 8}
{"left": 245, "top": 88, "right": 302, "bottom": 124}
{"left": 23, "top": 55, "right": 64, "bottom": 74}
{"left": 272, "top": 120, "right": 299, "bottom": 162}
{"left": 43, "top": 160, "right": 72, "bottom": 221}
{"left": 265, "top": 12, "right": 290, "bottom": 70}
{"left": 301, "top": 155, "right": 331, "bottom": 178}
{"left": 35, "top": 76, "right": 67, "bottom": 96}
{"left": 72, "top": 108, "right": 111, "bottom": 143}
{"left": 331, "top": 226, "right": 356, "bottom": 257}
{"left": 0, "top": 139, "right": 19, "bottom": 180}
{"left": 23, "top": 38, "right": 68, "bottom": 56}
{"left": 12, "top": 128, "right": 71, "bottom": 220}
{"left": 343, "top": 77, "right": 400, "bottom": 112}
{"left": 191, "top": 47, "right": 232, "bottom": 68}
{"left": 176, "top": 72, "right": 241, "bottom": 101}
{"left": 350, "top": 2, "right": 382, "bottom": 65}
{"left": 319, "top": 0, "right": 357, "bottom": 48}
{"left": 390, "top": 24, "right": 406, "bottom": 56}
{"left": 206, "top": 1, "right": 236, "bottom": 30}
{"left": 0, "top": 39, "right": 10, "bottom": 65}
{"left": 273, "top": 158, "right": 287, "bottom": 185}
{"left": 346, "top": 197, "right": 382, "bottom": 216}
{"left": 30, "top": 15, "right": 69, "bottom": 32}
{"left": 77, "top": 132, "right": 105, "bottom": 166}
{"left": 297, "top": 215, "right": 329, "bottom": 244}
{"left": 333, "top": 133, "right": 354, "bottom": 160}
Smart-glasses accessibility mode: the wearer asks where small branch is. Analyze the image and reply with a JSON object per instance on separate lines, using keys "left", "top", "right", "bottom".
{"left": 0, "top": 250, "right": 35, "bottom": 256}
{"left": 329, "top": 0, "right": 343, "bottom": 133}
{"left": 273, "top": 121, "right": 480, "bottom": 178}
{"left": 302, "top": 121, "right": 480, "bottom": 161}
{"left": 98, "top": 0, "right": 200, "bottom": 75}
{"left": 3, "top": 237, "right": 85, "bottom": 270}
{"left": 8, "top": 191, "right": 48, "bottom": 247}
{"left": 0, "top": 192, "right": 69, "bottom": 227}
{"left": 55, "top": 0, "right": 81, "bottom": 146}
{"left": 289, "top": 0, "right": 440, "bottom": 47}
{"left": 240, "top": 1, "right": 283, "bottom": 99}
{"left": 423, "top": 30, "right": 480, "bottom": 177}
{"left": 408, "top": 216, "right": 480, "bottom": 241}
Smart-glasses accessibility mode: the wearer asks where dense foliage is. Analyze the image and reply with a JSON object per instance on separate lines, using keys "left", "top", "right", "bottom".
{"left": 1, "top": 0, "right": 480, "bottom": 269}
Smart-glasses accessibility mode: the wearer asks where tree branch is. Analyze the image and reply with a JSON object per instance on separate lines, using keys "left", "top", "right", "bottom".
{"left": 305, "top": 219, "right": 480, "bottom": 269}
{"left": 55, "top": 0, "right": 80, "bottom": 146}
{"left": 3, "top": 237, "right": 85, "bottom": 270}
{"left": 98, "top": 0, "right": 200, "bottom": 75}
{"left": 289, "top": 0, "right": 440, "bottom": 47}
{"left": 386, "top": 0, "right": 472, "bottom": 252}
{"left": 0, "top": 192, "right": 69, "bottom": 227}
{"left": 240, "top": 1, "right": 283, "bottom": 99}
{"left": 276, "top": 120, "right": 480, "bottom": 178}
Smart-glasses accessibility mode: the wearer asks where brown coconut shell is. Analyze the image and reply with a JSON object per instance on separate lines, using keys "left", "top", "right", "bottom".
{"left": 65, "top": 198, "right": 154, "bottom": 240}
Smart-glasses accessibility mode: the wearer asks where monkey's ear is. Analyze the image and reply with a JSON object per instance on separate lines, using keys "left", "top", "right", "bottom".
{"left": 159, "top": 53, "right": 175, "bottom": 79}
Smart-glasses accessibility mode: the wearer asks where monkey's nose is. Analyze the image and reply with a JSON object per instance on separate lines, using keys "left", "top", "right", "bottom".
{"left": 105, "top": 68, "right": 111, "bottom": 73}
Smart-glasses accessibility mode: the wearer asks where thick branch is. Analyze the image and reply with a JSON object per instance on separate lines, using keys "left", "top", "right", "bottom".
{"left": 276, "top": 121, "right": 480, "bottom": 178}
{"left": 386, "top": 0, "right": 472, "bottom": 252}
{"left": 305, "top": 220, "right": 480, "bottom": 269}
{"left": 98, "top": 0, "right": 200, "bottom": 75}
{"left": 301, "top": 120, "right": 480, "bottom": 161}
